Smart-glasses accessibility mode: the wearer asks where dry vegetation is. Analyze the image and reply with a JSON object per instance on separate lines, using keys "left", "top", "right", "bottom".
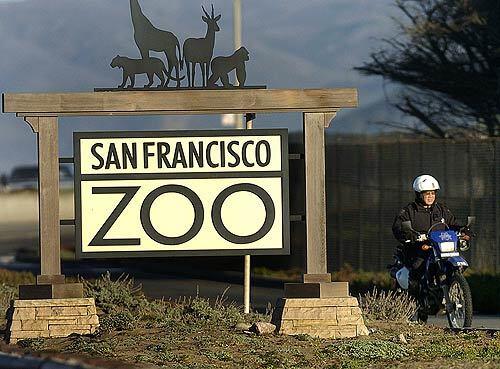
{"left": 0, "top": 269, "right": 497, "bottom": 369}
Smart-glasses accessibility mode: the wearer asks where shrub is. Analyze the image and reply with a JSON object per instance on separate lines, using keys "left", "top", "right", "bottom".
{"left": 465, "top": 271, "right": 500, "bottom": 314}
{"left": 81, "top": 272, "right": 149, "bottom": 314}
{"left": 0, "top": 284, "right": 17, "bottom": 314}
{"left": 332, "top": 264, "right": 393, "bottom": 295}
{"left": 180, "top": 289, "right": 249, "bottom": 327}
{"left": 82, "top": 273, "right": 266, "bottom": 333}
{"left": 99, "top": 310, "right": 136, "bottom": 331}
{"left": 0, "top": 269, "right": 35, "bottom": 286}
{"left": 67, "top": 336, "right": 116, "bottom": 357}
{"left": 359, "top": 287, "right": 417, "bottom": 321}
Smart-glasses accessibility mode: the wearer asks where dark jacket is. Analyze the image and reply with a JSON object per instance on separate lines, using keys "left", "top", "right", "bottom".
{"left": 392, "top": 201, "right": 460, "bottom": 244}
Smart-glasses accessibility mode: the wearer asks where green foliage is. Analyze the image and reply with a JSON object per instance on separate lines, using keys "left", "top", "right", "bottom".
{"left": 330, "top": 264, "right": 500, "bottom": 314}
{"left": 81, "top": 273, "right": 266, "bottom": 336}
{"left": 356, "top": 0, "right": 500, "bottom": 137}
{"left": 82, "top": 272, "right": 148, "bottom": 314}
{"left": 99, "top": 310, "right": 136, "bottom": 331}
{"left": 325, "top": 340, "right": 412, "bottom": 360}
{"left": 465, "top": 271, "right": 500, "bottom": 314}
{"left": 17, "top": 338, "right": 45, "bottom": 350}
{"left": 67, "top": 336, "right": 116, "bottom": 357}
{"left": 359, "top": 287, "right": 418, "bottom": 321}
{"left": 135, "top": 344, "right": 185, "bottom": 365}
{"left": 181, "top": 295, "right": 245, "bottom": 327}
{"left": 0, "top": 269, "right": 35, "bottom": 320}
{"left": 332, "top": 264, "right": 393, "bottom": 294}
{"left": 0, "top": 283, "right": 17, "bottom": 315}
{"left": 0, "top": 269, "right": 35, "bottom": 286}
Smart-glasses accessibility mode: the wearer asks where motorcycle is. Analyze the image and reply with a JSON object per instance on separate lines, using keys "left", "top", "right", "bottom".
{"left": 389, "top": 217, "right": 475, "bottom": 328}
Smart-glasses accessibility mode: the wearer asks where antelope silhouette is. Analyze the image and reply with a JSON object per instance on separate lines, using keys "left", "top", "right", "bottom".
{"left": 182, "top": 5, "right": 221, "bottom": 87}
{"left": 130, "top": 0, "right": 183, "bottom": 87}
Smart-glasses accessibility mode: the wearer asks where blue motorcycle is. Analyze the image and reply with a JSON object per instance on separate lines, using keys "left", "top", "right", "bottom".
{"left": 391, "top": 217, "right": 475, "bottom": 328}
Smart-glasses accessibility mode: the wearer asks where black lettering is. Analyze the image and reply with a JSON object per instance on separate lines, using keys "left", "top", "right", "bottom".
{"left": 189, "top": 141, "right": 204, "bottom": 168}
{"left": 242, "top": 141, "right": 255, "bottom": 167}
{"left": 172, "top": 142, "right": 188, "bottom": 168}
{"left": 105, "top": 143, "right": 121, "bottom": 169}
{"left": 206, "top": 141, "right": 219, "bottom": 168}
{"left": 227, "top": 141, "right": 240, "bottom": 168}
{"left": 91, "top": 143, "right": 105, "bottom": 170}
{"left": 89, "top": 187, "right": 141, "bottom": 246}
{"left": 211, "top": 183, "right": 275, "bottom": 244}
{"left": 220, "top": 141, "right": 226, "bottom": 167}
{"left": 157, "top": 142, "right": 171, "bottom": 169}
{"left": 140, "top": 185, "right": 204, "bottom": 245}
{"left": 122, "top": 143, "right": 137, "bottom": 169}
{"left": 256, "top": 140, "right": 271, "bottom": 167}
{"left": 143, "top": 142, "right": 155, "bottom": 169}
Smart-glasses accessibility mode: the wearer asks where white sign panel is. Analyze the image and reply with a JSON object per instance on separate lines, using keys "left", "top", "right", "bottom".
{"left": 74, "top": 130, "right": 289, "bottom": 258}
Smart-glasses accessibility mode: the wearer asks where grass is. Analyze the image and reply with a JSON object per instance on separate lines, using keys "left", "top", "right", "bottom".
{"left": 0, "top": 272, "right": 496, "bottom": 368}
{"left": 0, "top": 269, "right": 498, "bottom": 368}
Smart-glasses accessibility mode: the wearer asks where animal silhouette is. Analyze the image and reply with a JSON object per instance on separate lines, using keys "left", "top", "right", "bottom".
{"left": 207, "top": 47, "right": 249, "bottom": 87}
{"left": 182, "top": 5, "right": 221, "bottom": 87}
{"left": 111, "top": 55, "right": 184, "bottom": 89}
{"left": 130, "top": 0, "right": 183, "bottom": 87}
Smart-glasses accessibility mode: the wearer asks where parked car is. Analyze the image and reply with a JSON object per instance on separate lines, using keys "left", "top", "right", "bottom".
{"left": 6, "top": 165, "right": 73, "bottom": 191}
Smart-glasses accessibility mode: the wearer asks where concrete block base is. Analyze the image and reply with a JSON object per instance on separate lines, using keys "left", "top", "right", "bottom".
{"left": 7, "top": 298, "right": 99, "bottom": 344}
{"left": 19, "top": 283, "right": 83, "bottom": 300}
{"left": 271, "top": 296, "right": 369, "bottom": 339}
{"left": 284, "top": 282, "right": 349, "bottom": 298}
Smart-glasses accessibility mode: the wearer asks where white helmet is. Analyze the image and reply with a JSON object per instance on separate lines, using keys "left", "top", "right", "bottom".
{"left": 412, "top": 175, "right": 440, "bottom": 193}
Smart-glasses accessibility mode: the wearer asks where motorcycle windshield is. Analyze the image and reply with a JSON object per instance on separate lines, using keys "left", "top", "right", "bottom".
{"left": 430, "top": 230, "right": 458, "bottom": 244}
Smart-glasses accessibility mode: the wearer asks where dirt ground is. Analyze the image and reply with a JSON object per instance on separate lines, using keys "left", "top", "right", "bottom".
{"left": 1, "top": 320, "right": 498, "bottom": 369}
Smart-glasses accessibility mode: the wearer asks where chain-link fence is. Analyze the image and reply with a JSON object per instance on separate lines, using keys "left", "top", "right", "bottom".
{"left": 287, "top": 134, "right": 500, "bottom": 273}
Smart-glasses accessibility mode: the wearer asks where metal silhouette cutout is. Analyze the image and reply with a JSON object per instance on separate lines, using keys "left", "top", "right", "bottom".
{"left": 183, "top": 5, "right": 221, "bottom": 87}
{"left": 130, "top": 0, "right": 182, "bottom": 87}
{"left": 97, "top": 0, "right": 266, "bottom": 91}
{"left": 111, "top": 55, "right": 184, "bottom": 88}
{"left": 208, "top": 46, "right": 249, "bottom": 87}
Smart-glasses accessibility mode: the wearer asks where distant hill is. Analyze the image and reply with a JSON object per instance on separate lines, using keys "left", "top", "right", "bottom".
{"left": 0, "top": 0, "right": 406, "bottom": 172}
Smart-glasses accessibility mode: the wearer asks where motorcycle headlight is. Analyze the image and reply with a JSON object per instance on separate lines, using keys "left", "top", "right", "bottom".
{"left": 439, "top": 241, "right": 456, "bottom": 253}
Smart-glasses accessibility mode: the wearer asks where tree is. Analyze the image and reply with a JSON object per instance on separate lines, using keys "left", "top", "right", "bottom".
{"left": 356, "top": 0, "right": 500, "bottom": 137}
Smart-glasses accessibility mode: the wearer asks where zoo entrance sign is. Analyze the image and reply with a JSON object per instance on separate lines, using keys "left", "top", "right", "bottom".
{"left": 74, "top": 129, "right": 290, "bottom": 258}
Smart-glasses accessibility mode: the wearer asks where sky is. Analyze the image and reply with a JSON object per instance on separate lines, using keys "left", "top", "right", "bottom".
{"left": 0, "top": 0, "right": 405, "bottom": 173}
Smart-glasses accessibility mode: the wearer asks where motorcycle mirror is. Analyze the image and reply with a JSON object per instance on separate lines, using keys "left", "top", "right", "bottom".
{"left": 402, "top": 221, "right": 413, "bottom": 233}
{"left": 467, "top": 216, "right": 476, "bottom": 227}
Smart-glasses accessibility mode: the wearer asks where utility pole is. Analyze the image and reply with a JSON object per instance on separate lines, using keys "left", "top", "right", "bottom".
{"left": 233, "top": 0, "right": 250, "bottom": 314}
{"left": 233, "top": 0, "right": 243, "bottom": 129}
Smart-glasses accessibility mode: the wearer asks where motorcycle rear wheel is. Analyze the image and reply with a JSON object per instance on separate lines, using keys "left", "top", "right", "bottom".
{"left": 446, "top": 272, "right": 473, "bottom": 328}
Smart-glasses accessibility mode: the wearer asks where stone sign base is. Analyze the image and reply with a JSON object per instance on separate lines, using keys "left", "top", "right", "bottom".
{"left": 271, "top": 296, "right": 369, "bottom": 339}
{"left": 7, "top": 298, "right": 99, "bottom": 344}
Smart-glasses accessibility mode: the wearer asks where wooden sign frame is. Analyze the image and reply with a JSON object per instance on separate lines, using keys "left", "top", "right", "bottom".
{"left": 2, "top": 88, "right": 357, "bottom": 287}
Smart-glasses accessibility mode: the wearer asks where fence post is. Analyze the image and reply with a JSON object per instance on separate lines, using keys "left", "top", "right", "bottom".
{"left": 496, "top": 140, "right": 500, "bottom": 272}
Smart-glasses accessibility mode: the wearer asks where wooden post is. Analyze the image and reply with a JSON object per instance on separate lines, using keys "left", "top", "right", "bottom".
{"left": 24, "top": 116, "right": 64, "bottom": 284}
{"left": 302, "top": 112, "right": 336, "bottom": 278}
{"left": 281, "top": 111, "right": 349, "bottom": 298}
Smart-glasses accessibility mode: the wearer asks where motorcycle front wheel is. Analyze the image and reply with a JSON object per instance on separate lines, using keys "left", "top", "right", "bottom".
{"left": 446, "top": 272, "right": 473, "bottom": 328}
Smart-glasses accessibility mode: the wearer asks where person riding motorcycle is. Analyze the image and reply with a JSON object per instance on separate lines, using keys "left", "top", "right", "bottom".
{"left": 392, "top": 175, "right": 470, "bottom": 293}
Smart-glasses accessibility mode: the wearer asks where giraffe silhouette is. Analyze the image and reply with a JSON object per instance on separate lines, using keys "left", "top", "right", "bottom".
{"left": 130, "top": 0, "right": 182, "bottom": 87}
